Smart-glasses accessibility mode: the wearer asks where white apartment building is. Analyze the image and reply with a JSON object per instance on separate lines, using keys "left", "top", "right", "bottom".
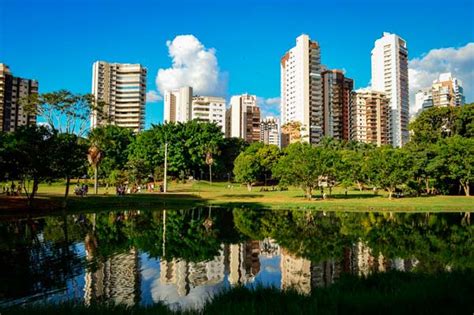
{"left": 91, "top": 61, "right": 147, "bottom": 133}
{"left": 415, "top": 88, "right": 433, "bottom": 111}
{"left": 371, "top": 32, "right": 409, "bottom": 147}
{"left": 260, "top": 116, "right": 280, "bottom": 146}
{"left": 164, "top": 86, "right": 193, "bottom": 123}
{"left": 281, "top": 34, "right": 324, "bottom": 145}
{"left": 191, "top": 95, "right": 226, "bottom": 133}
{"left": 226, "top": 93, "right": 261, "bottom": 142}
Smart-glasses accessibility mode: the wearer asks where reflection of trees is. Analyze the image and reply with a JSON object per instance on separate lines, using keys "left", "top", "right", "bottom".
{"left": 0, "top": 216, "right": 84, "bottom": 301}
{"left": 233, "top": 209, "right": 473, "bottom": 272}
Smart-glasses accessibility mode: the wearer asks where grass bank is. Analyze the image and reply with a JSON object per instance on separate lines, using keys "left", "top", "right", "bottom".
{"left": 2, "top": 271, "right": 473, "bottom": 315}
{"left": 1, "top": 180, "right": 473, "bottom": 214}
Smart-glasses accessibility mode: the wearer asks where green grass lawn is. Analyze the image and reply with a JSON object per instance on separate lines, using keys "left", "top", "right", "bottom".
{"left": 1, "top": 180, "right": 472, "bottom": 213}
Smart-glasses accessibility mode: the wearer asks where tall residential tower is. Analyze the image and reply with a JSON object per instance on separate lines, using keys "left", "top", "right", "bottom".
{"left": 371, "top": 32, "right": 409, "bottom": 147}
{"left": 91, "top": 61, "right": 147, "bottom": 133}
{"left": 0, "top": 64, "right": 38, "bottom": 132}
{"left": 225, "top": 93, "right": 261, "bottom": 142}
{"left": 280, "top": 34, "right": 324, "bottom": 145}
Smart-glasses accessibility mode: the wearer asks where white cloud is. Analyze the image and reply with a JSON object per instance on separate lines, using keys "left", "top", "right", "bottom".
{"left": 156, "top": 35, "right": 227, "bottom": 96}
{"left": 257, "top": 96, "right": 280, "bottom": 118}
{"left": 409, "top": 42, "right": 474, "bottom": 112}
{"left": 146, "top": 90, "right": 163, "bottom": 103}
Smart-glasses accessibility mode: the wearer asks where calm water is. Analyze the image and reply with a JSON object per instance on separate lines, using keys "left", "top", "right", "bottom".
{"left": 0, "top": 208, "right": 472, "bottom": 310}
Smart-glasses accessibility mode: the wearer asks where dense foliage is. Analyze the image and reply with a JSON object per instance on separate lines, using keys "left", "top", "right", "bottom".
{"left": 0, "top": 91, "right": 473, "bottom": 204}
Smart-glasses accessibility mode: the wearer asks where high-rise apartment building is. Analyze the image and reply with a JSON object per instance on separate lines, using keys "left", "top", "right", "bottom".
{"left": 0, "top": 64, "right": 38, "bottom": 132}
{"left": 431, "top": 72, "right": 465, "bottom": 108}
{"left": 91, "top": 61, "right": 147, "bottom": 133}
{"left": 371, "top": 32, "right": 409, "bottom": 147}
{"left": 281, "top": 34, "right": 324, "bottom": 145}
{"left": 351, "top": 89, "right": 390, "bottom": 146}
{"left": 164, "top": 86, "right": 193, "bottom": 123}
{"left": 322, "top": 70, "right": 353, "bottom": 140}
{"left": 191, "top": 95, "right": 226, "bottom": 133}
{"left": 260, "top": 116, "right": 280, "bottom": 146}
{"left": 415, "top": 88, "right": 433, "bottom": 111}
{"left": 226, "top": 94, "right": 261, "bottom": 142}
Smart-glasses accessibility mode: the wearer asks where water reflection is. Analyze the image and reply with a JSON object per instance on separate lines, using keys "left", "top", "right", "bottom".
{"left": 0, "top": 209, "right": 472, "bottom": 309}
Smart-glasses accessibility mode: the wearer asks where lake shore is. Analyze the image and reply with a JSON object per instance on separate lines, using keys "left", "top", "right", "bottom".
{"left": 0, "top": 181, "right": 473, "bottom": 215}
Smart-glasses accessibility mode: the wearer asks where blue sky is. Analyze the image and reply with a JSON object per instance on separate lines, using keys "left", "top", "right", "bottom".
{"left": 1, "top": 0, "right": 473, "bottom": 128}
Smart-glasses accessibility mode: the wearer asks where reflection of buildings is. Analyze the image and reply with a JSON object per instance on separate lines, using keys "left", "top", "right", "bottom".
{"left": 228, "top": 241, "right": 261, "bottom": 285}
{"left": 159, "top": 248, "right": 225, "bottom": 296}
{"left": 348, "top": 241, "right": 419, "bottom": 276}
{"left": 84, "top": 246, "right": 141, "bottom": 306}
{"left": 259, "top": 238, "right": 281, "bottom": 258}
{"left": 280, "top": 248, "right": 341, "bottom": 294}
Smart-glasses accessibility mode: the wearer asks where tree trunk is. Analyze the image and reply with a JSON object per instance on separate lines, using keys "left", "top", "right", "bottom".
{"left": 247, "top": 183, "right": 252, "bottom": 192}
{"left": 357, "top": 181, "right": 363, "bottom": 192}
{"left": 64, "top": 176, "right": 71, "bottom": 199}
{"left": 388, "top": 188, "right": 394, "bottom": 200}
{"left": 209, "top": 164, "right": 212, "bottom": 185}
{"left": 461, "top": 180, "right": 470, "bottom": 196}
{"left": 306, "top": 187, "right": 312, "bottom": 200}
{"left": 94, "top": 165, "right": 98, "bottom": 194}
{"left": 28, "top": 179, "right": 39, "bottom": 207}
{"left": 425, "top": 178, "right": 430, "bottom": 195}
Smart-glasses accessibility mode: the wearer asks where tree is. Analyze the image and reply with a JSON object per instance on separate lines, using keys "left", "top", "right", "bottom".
{"left": 88, "top": 127, "right": 107, "bottom": 194}
{"left": 409, "top": 105, "right": 473, "bottom": 144}
{"left": 366, "top": 146, "right": 413, "bottom": 199}
{"left": 128, "top": 120, "right": 225, "bottom": 179}
{"left": 3, "top": 126, "right": 56, "bottom": 205}
{"left": 430, "top": 136, "right": 473, "bottom": 196}
{"left": 255, "top": 144, "right": 281, "bottom": 185}
{"left": 51, "top": 133, "right": 88, "bottom": 199}
{"left": 273, "top": 143, "right": 324, "bottom": 199}
{"left": 21, "top": 90, "right": 103, "bottom": 137}
{"left": 233, "top": 153, "right": 260, "bottom": 191}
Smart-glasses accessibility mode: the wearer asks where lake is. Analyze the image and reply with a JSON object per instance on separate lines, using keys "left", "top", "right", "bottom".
{"left": 0, "top": 208, "right": 472, "bottom": 311}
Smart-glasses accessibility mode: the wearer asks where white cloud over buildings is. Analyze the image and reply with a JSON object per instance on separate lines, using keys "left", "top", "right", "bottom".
{"left": 409, "top": 42, "right": 474, "bottom": 112}
{"left": 155, "top": 35, "right": 227, "bottom": 96}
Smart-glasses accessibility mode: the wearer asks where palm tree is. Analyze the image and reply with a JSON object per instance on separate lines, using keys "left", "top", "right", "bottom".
{"left": 204, "top": 142, "right": 218, "bottom": 185}
{"left": 87, "top": 127, "right": 106, "bottom": 194}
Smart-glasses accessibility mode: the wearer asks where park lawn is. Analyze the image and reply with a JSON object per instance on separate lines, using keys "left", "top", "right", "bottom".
{"left": 1, "top": 180, "right": 472, "bottom": 213}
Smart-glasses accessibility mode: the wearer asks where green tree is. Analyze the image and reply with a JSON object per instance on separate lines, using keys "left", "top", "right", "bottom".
{"left": 234, "top": 153, "right": 260, "bottom": 191}
{"left": 21, "top": 90, "right": 102, "bottom": 137}
{"left": 366, "top": 146, "right": 413, "bottom": 199}
{"left": 3, "top": 126, "right": 55, "bottom": 205}
{"left": 430, "top": 136, "right": 473, "bottom": 196}
{"left": 273, "top": 143, "right": 324, "bottom": 199}
{"left": 51, "top": 133, "right": 88, "bottom": 199}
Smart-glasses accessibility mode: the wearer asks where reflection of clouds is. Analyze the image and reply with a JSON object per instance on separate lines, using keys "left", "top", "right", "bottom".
{"left": 264, "top": 265, "right": 279, "bottom": 273}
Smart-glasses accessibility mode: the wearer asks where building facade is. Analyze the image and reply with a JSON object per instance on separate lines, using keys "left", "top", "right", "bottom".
{"left": 0, "top": 64, "right": 38, "bottom": 132}
{"left": 431, "top": 72, "right": 465, "bottom": 108}
{"left": 91, "top": 61, "right": 147, "bottom": 133}
{"left": 260, "top": 116, "right": 280, "bottom": 146}
{"left": 226, "top": 93, "right": 261, "bottom": 142}
{"left": 322, "top": 70, "right": 353, "bottom": 140}
{"left": 281, "top": 34, "right": 324, "bottom": 145}
{"left": 191, "top": 95, "right": 226, "bottom": 133}
{"left": 164, "top": 86, "right": 193, "bottom": 123}
{"left": 351, "top": 89, "right": 390, "bottom": 146}
{"left": 371, "top": 32, "right": 409, "bottom": 147}
{"left": 415, "top": 88, "right": 433, "bottom": 111}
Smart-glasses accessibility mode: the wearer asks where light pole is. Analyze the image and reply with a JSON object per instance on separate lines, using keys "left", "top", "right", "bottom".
{"left": 164, "top": 142, "right": 168, "bottom": 193}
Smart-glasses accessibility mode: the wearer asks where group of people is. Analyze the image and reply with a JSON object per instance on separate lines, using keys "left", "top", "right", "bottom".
{"left": 115, "top": 183, "right": 164, "bottom": 196}
{"left": 2, "top": 182, "right": 22, "bottom": 196}
{"left": 74, "top": 184, "right": 89, "bottom": 196}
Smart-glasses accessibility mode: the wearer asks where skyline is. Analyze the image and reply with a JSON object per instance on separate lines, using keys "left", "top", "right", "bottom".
{"left": 1, "top": 0, "right": 473, "bottom": 128}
